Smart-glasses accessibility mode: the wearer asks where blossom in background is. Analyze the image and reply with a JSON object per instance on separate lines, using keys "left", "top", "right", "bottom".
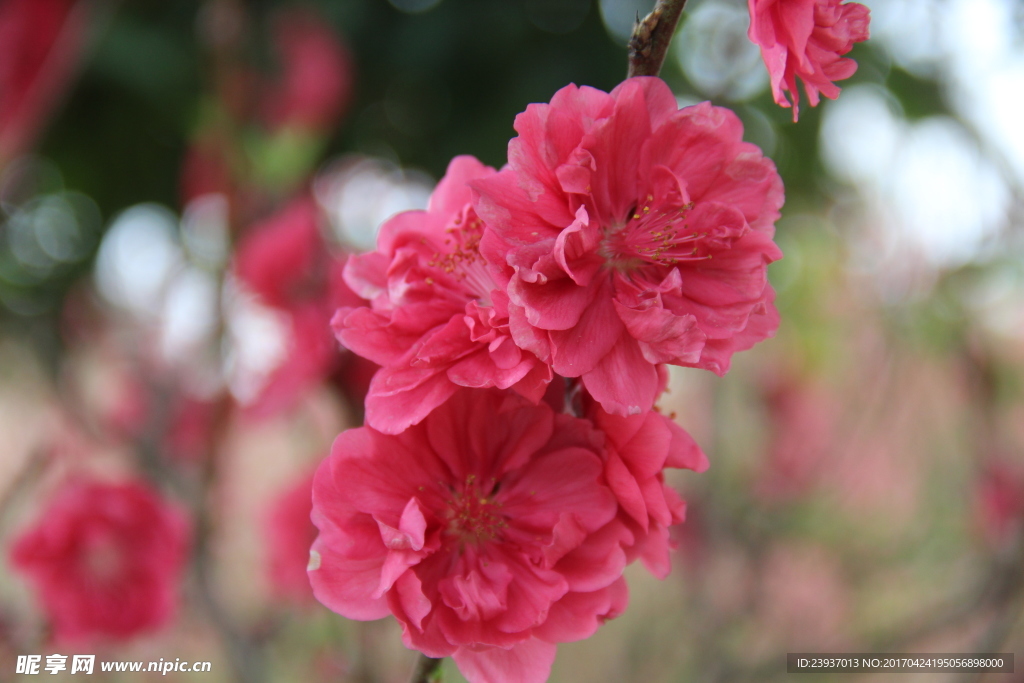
{"left": 164, "top": 394, "right": 217, "bottom": 462}
{"left": 266, "top": 468, "right": 318, "bottom": 603}
{"left": 234, "top": 196, "right": 362, "bottom": 417}
{"left": 476, "top": 77, "right": 783, "bottom": 416}
{"left": 334, "top": 156, "right": 552, "bottom": 434}
{"left": 310, "top": 389, "right": 635, "bottom": 683}
{"left": 747, "top": 0, "right": 870, "bottom": 120}
{"left": 975, "top": 461, "right": 1024, "bottom": 550}
{"left": 9, "top": 480, "right": 190, "bottom": 643}
{"left": 0, "top": 0, "right": 88, "bottom": 165}
{"left": 753, "top": 375, "right": 838, "bottom": 502}
{"left": 179, "top": 3, "right": 351, "bottom": 205}
{"left": 259, "top": 6, "right": 353, "bottom": 134}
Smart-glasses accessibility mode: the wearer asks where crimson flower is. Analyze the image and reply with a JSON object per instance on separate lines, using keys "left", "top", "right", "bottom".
{"left": 747, "top": 0, "right": 870, "bottom": 120}
{"left": 476, "top": 78, "right": 783, "bottom": 416}
{"left": 9, "top": 480, "right": 190, "bottom": 643}
{"left": 334, "top": 156, "right": 551, "bottom": 434}
{"left": 309, "top": 389, "right": 632, "bottom": 683}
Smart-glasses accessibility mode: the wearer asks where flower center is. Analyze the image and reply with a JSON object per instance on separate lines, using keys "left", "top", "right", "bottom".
{"left": 599, "top": 195, "right": 709, "bottom": 271}
{"left": 444, "top": 474, "right": 506, "bottom": 546}
{"left": 427, "top": 207, "right": 495, "bottom": 304}
{"left": 82, "top": 536, "right": 125, "bottom": 583}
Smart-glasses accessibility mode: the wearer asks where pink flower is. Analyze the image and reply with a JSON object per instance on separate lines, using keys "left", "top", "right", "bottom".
{"left": 334, "top": 156, "right": 552, "bottom": 434}
{"left": 266, "top": 469, "right": 318, "bottom": 604}
{"left": 259, "top": 6, "right": 353, "bottom": 134}
{"left": 235, "top": 197, "right": 339, "bottom": 309}
{"left": 234, "top": 196, "right": 362, "bottom": 416}
{"left": 476, "top": 78, "right": 783, "bottom": 416}
{"left": 747, "top": 0, "right": 870, "bottom": 121}
{"left": 0, "top": 0, "right": 88, "bottom": 164}
{"left": 8, "top": 480, "right": 190, "bottom": 643}
{"left": 975, "top": 461, "right": 1024, "bottom": 549}
{"left": 753, "top": 375, "right": 838, "bottom": 502}
{"left": 164, "top": 394, "right": 216, "bottom": 462}
{"left": 309, "top": 389, "right": 629, "bottom": 683}
{"left": 589, "top": 401, "right": 708, "bottom": 578}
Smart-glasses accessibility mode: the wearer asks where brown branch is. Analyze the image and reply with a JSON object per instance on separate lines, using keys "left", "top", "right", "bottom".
{"left": 0, "top": 449, "right": 47, "bottom": 532}
{"left": 627, "top": 0, "right": 689, "bottom": 78}
{"left": 410, "top": 654, "right": 442, "bottom": 683}
{"left": 188, "top": 394, "right": 271, "bottom": 683}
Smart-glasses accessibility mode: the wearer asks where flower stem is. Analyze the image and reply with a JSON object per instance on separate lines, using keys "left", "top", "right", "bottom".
{"left": 410, "top": 654, "right": 443, "bottom": 683}
{"left": 627, "top": 0, "right": 689, "bottom": 78}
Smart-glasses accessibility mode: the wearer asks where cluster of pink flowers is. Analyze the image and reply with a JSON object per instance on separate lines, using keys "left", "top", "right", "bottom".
{"left": 0, "top": 0, "right": 881, "bottom": 676}
{"left": 336, "top": 78, "right": 784, "bottom": 432}
{"left": 313, "top": 76, "right": 780, "bottom": 683}
{"left": 4, "top": 2, "right": 356, "bottom": 646}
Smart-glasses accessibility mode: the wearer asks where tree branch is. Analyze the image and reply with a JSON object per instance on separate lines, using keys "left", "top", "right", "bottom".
{"left": 190, "top": 394, "right": 270, "bottom": 683}
{"left": 627, "top": 0, "right": 689, "bottom": 78}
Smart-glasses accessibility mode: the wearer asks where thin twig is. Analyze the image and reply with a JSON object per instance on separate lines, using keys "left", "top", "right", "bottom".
{"left": 0, "top": 449, "right": 47, "bottom": 531}
{"left": 189, "top": 394, "right": 270, "bottom": 683}
{"left": 627, "top": 0, "right": 689, "bottom": 78}
{"left": 410, "top": 654, "right": 442, "bottom": 683}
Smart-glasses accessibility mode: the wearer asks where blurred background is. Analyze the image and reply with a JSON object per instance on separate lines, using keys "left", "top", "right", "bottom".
{"left": 1, "top": 0, "right": 1023, "bottom": 681}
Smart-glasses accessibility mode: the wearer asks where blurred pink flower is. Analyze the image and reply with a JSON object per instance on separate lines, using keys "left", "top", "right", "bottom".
{"left": 9, "top": 480, "right": 190, "bottom": 643}
{"left": 266, "top": 468, "right": 318, "bottom": 604}
{"left": 759, "top": 543, "right": 850, "bottom": 648}
{"left": 178, "top": 133, "right": 234, "bottom": 206}
{"left": 260, "top": 6, "right": 353, "bottom": 134}
{"left": 234, "top": 196, "right": 362, "bottom": 417}
{"left": 334, "top": 156, "right": 552, "bottom": 434}
{"left": 668, "top": 500, "right": 708, "bottom": 570}
{"left": 235, "top": 197, "right": 333, "bottom": 309}
{"left": 747, "top": 0, "right": 870, "bottom": 121}
{"left": 0, "top": 0, "right": 88, "bottom": 164}
{"left": 179, "top": 6, "right": 351, "bottom": 205}
{"left": 476, "top": 78, "right": 783, "bottom": 417}
{"left": 753, "top": 376, "right": 838, "bottom": 502}
{"left": 164, "top": 394, "right": 217, "bottom": 462}
{"left": 975, "top": 461, "right": 1024, "bottom": 549}
{"left": 309, "top": 389, "right": 629, "bottom": 683}
{"left": 95, "top": 371, "right": 150, "bottom": 441}
{"left": 588, "top": 400, "right": 707, "bottom": 578}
